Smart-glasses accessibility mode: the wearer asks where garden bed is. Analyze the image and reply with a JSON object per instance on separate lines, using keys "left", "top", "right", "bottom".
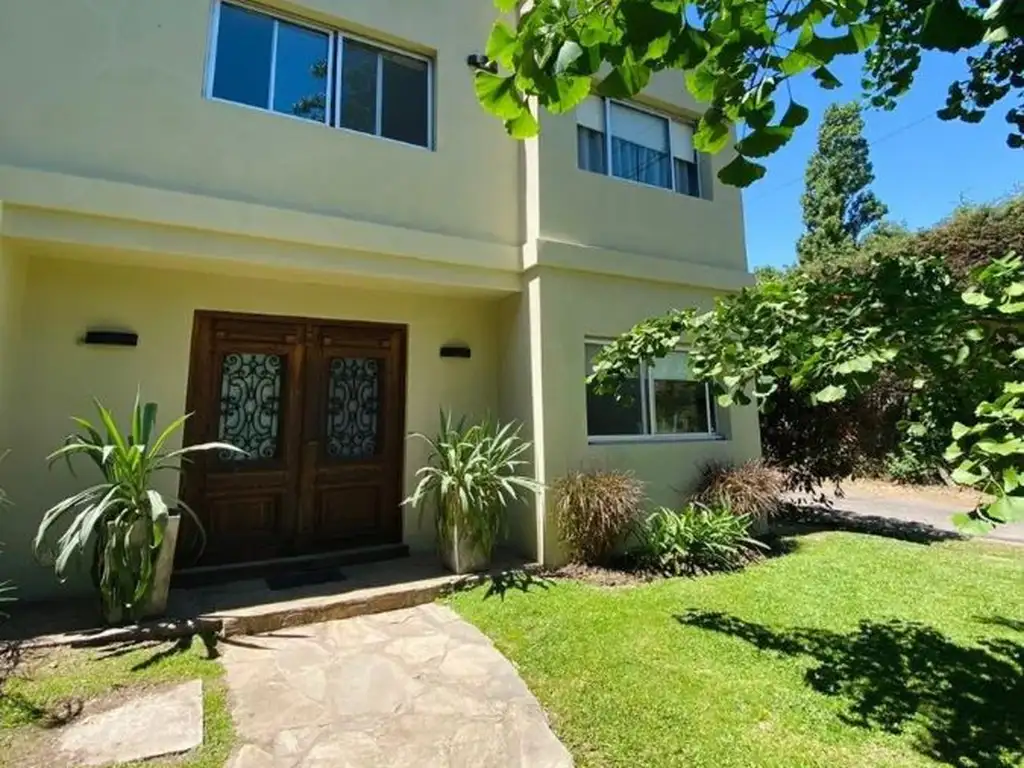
{"left": 543, "top": 534, "right": 796, "bottom": 589}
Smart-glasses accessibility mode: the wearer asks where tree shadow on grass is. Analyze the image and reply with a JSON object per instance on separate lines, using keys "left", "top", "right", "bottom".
{"left": 677, "top": 610, "right": 1024, "bottom": 767}
{"left": 94, "top": 630, "right": 220, "bottom": 670}
{"left": 777, "top": 504, "right": 964, "bottom": 545}
{"left": 481, "top": 569, "right": 552, "bottom": 601}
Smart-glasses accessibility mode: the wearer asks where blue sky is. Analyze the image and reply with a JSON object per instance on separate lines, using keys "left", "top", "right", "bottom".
{"left": 742, "top": 52, "right": 1023, "bottom": 269}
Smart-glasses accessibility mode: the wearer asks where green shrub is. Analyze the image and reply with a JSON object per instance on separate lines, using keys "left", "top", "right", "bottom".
{"left": 883, "top": 447, "right": 942, "bottom": 485}
{"left": 692, "top": 460, "right": 786, "bottom": 521}
{"left": 631, "top": 503, "right": 766, "bottom": 576}
{"left": 553, "top": 470, "right": 646, "bottom": 564}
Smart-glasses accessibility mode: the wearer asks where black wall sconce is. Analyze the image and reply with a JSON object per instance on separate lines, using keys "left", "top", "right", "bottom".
{"left": 466, "top": 53, "right": 498, "bottom": 74}
{"left": 440, "top": 343, "right": 472, "bottom": 360}
{"left": 81, "top": 330, "right": 139, "bottom": 347}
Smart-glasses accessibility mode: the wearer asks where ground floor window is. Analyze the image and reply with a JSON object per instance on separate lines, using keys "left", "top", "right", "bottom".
{"left": 585, "top": 342, "right": 718, "bottom": 440}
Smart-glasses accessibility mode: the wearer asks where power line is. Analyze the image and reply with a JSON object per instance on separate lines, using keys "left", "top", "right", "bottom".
{"left": 747, "top": 111, "right": 937, "bottom": 200}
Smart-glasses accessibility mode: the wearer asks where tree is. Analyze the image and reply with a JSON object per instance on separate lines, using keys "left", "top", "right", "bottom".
{"left": 478, "top": 0, "right": 1023, "bottom": 187}
{"left": 796, "top": 103, "right": 888, "bottom": 264}
{"left": 588, "top": 249, "right": 1024, "bottom": 529}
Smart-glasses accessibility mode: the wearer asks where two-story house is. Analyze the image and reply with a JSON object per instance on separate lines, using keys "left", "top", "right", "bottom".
{"left": 0, "top": 0, "right": 760, "bottom": 600}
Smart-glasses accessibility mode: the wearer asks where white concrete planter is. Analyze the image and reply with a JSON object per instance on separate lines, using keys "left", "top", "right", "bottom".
{"left": 142, "top": 513, "right": 180, "bottom": 618}
{"left": 101, "top": 514, "right": 180, "bottom": 623}
{"left": 439, "top": 522, "right": 492, "bottom": 575}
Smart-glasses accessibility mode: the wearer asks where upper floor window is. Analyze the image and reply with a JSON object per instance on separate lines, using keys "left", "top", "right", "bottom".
{"left": 207, "top": 1, "right": 432, "bottom": 149}
{"left": 585, "top": 343, "right": 718, "bottom": 440}
{"left": 577, "top": 97, "right": 702, "bottom": 198}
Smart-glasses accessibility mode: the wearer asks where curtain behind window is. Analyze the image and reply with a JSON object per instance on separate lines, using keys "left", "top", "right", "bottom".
{"left": 577, "top": 126, "right": 607, "bottom": 174}
{"left": 611, "top": 138, "right": 671, "bottom": 188}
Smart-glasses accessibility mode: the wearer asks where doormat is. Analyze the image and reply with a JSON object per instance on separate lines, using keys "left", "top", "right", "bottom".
{"left": 265, "top": 566, "right": 347, "bottom": 591}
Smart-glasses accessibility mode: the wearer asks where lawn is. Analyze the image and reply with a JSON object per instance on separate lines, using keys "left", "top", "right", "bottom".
{"left": 0, "top": 635, "right": 234, "bottom": 768}
{"left": 450, "top": 532, "right": 1024, "bottom": 768}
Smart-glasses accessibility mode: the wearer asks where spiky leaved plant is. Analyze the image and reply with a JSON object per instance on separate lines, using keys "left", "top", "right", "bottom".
{"left": 632, "top": 503, "right": 768, "bottom": 576}
{"left": 34, "top": 396, "right": 242, "bottom": 624}
{"left": 404, "top": 411, "right": 541, "bottom": 566}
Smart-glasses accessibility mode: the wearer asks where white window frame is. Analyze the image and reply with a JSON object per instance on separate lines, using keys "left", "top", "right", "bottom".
{"left": 577, "top": 97, "right": 701, "bottom": 198}
{"left": 585, "top": 339, "right": 720, "bottom": 444}
{"left": 205, "top": 0, "right": 434, "bottom": 150}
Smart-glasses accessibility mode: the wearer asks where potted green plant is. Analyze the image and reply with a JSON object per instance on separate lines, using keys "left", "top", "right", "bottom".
{"left": 404, "top": 412, "right": 541, "bottom": 574}
{"left": 33, "top": 396, "right": 242, "bottom": 625}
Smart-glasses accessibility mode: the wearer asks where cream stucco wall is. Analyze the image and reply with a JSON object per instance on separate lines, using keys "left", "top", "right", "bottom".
{"left": 0, "top": 237, "right": 27, "bottom": 450}
{"left": 535, "top": 68, "right": 748, "bottom": 273}
{"left": 0, "top": 253, "right": 501, "bottom": 600}
{"left": 0, "top": 0, "right": 763, "bottom": 596}
{"left": 0, "top": 0, "right": 522, "bottom": 248}
{"left": 529, "top": 267, "right": 762, "bottom": 564}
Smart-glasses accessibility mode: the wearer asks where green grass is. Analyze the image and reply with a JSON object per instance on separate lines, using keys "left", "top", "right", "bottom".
{"left": 0, "top": 636, "right": 234, "bottom": 768}
{"left": 450, "top": 532, "right": 1024, "bottom": 768}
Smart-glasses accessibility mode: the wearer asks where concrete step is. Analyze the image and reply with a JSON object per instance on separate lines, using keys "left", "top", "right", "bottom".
{"left": 5, "top": 553, "right": 538, "bottom": 647}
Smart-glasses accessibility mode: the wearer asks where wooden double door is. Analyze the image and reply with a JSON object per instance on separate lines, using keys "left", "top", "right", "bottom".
{"left": 179, "top": 312, "right": 407, "bottom": 566}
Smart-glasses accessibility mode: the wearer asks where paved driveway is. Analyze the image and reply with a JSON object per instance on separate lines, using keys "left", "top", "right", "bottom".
{"left": 221, "top": 604, "right": 573, "bottom": 768}
{"left": 825, "top": 490, "right": 1024, "bottom": 545}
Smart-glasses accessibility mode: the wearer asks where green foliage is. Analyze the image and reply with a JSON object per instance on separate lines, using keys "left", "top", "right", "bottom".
{"left": 479, "top": 0, "right": 1022, "bottom": 187}
{"left": 590, "top": 249, "right": 1023, "bottom": 516}
{"left": 883, "top": 446, "right": 943, "bottom": 485}
{"left": 631, "top": 503, "right": 766, "bottom": 575}
{"left": 904, "top": 195, "right": 1024, "bottom": 279}
{"left": 945, "top": 266, "right": 1024, "bottom": 532}
{"left": 691, "top": 460, "right": 786, "bottom": 520}
{"left": 796, "top": 103, "right": 888, "bottom": 264}
{"left": 760, "top": 377, "right": 909, "bottom": 491}
{"left": 553, "top": 470, "right": 647, "bottom": 564}
{"left": 773, "top": 196, "right": 1024, "bottom": 486}
{"left": 34, "top": 396, "right": 241, "bottom": 624}
{"left": 404, "top": 411, "right": 541, "bottom": 556}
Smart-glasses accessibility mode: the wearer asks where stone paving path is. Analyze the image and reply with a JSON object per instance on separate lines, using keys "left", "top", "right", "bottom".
{"left": 221, "top": 604, "right": 573, "bottom": 768}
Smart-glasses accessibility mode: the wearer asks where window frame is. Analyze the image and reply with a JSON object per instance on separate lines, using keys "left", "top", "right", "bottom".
{"left": 585, "top": 339, "right": 721, "bottom": 444}
{"left": 205, "top": 0, "right": 434, "bottom": 150}
{"left": 578, "top": 97, "right": 702, "bottom": 198}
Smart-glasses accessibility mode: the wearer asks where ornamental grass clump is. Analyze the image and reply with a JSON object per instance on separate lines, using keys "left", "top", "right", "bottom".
{"left": 692, "top": 460, "right": 787, "bottom": 522}
{"left": 553, "top": 470, "right": 646, "bottom": 564}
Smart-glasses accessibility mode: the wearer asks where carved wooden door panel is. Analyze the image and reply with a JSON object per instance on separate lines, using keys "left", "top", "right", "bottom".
{"left": 180, "top": 312, "right": 406, "bottom": 567}
{"left": 295, "top": 322, "right": 406, "bottom": 554}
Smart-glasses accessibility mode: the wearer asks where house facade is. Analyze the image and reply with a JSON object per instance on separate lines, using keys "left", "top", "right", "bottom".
{"left": 0, "top": 0, "right": 760, "bottom": 600}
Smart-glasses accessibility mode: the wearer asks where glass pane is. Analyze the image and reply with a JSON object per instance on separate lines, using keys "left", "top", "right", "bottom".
{"left": 578, "top": 126, "right": 607, "bottom": 174}
{"left": 326, "top": 358, "right": 381, "bottom": 459}
{"left": 653, "top": 380, "right": 711, "bottom": 434}
{"left": 217, "top": 353, "right": 283, "bottom": 461}
{"left": 609, "top": 102, "right": 669, "bottom": 151}
{"left": 586, "top": 344, "right": 643, "bottom": 436}
{"left": 212, "top": 3, "right": 274, "bottom": 109}
{"left": 612, "top": 137, "right": 671, "bottom": 189}
{"left": 340, "top": 40, "right": 379, "bottom": 135}
{"left": 381, "top": 51, "right": 429, "bottom": 146}
{"left": 674, "top": 158, "right": 701, "bottom": 197}
{"left": 273, "top": 21, "right": 330, "bottom": 123}
{"left": 651, "top": 352, "right": 692, "bottom": 381}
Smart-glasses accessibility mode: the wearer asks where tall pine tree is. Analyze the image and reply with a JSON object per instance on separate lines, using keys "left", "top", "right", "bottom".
{"left": 797, "top": 103, "right": 888, "bottom": 265}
